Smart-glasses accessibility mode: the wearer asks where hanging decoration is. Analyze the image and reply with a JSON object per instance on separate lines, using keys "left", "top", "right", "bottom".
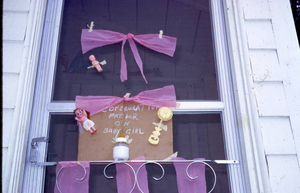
{"left": 87, "top": 54, "right": 106, "bottom": 72}
{"left": 148, "top": 107, "right": 173, "bottom": 145}
{"left": 75, "top": 85, "right": 176, "bottom": 116}
{"left": 81, "top": 29, "right": 177, "bottom": 83}
{"left": 74, "top": 108, "right": 97, "bottom": 134}
{"left": 55, "top": 161, "right": 90, "bottom": 193}
{"left": 76, "top": 85, "right": 176, "bottom": 161}
{"left": 115, "top": 156, "right": 149, "bottom": 193}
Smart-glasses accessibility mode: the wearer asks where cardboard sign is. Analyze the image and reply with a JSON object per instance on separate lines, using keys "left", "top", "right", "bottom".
{"left": 78, "top": 101, "right": 173, "bottom": 161}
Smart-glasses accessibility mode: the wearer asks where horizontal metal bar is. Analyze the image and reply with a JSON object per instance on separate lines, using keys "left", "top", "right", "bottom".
{"left": 47, "top": 101, "right": 225, "bottom": 113}
{"left": 32, "top": 159, "right": 238, "bottom": 166}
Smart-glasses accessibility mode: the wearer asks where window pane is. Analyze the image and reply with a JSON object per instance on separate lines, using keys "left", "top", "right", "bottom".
{"left": 44, "top": 114, "right": 229, "bottom": 192}
{"left": 52, "top": 0, "right": 219, "bottom": 101}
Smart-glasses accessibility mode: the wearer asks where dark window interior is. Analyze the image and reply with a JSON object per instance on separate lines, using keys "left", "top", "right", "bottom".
{"left": 52, "top": 0, "right": 219, "bottom": 101}
{"left": 46, "top": 0, "right": 229, "bottom": 192}
{"left": 45, "top": 114, "right": 229, "bottom": 192}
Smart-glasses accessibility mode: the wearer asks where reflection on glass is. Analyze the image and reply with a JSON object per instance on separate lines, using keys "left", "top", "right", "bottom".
{"left": 52, "top": 0, "right": 219, "bottom": 101}
{"left": 45, "top": 114, "right": 229, "bottom": 193}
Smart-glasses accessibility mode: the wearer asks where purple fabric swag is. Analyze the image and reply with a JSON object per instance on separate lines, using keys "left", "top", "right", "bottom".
{"left": 55, "top": 161, "right": 90, "bottom": 193}
{"left": 172, "top": 157, "right": 207, "bottom": 193}
{"left": 81, "top": 29, "right": 177, "bottom": 83}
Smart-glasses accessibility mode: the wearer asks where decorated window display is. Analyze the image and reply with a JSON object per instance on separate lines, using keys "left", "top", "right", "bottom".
{"left": 41, "top": 0, "right": 238, "bottom": 192}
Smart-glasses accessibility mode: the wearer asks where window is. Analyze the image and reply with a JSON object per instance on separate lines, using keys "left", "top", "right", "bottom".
{"left": 23, "top": 0, "right": 247, "bottom": 192}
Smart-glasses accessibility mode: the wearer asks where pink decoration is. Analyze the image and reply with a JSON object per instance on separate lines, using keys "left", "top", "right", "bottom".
{"left": 75, "top": 85, "right": 176, "bottom": 116}
{"left": 74, "top": 108, "right": 97, "bottom": 134}
{"left": 81, "top": 29, "right": 177, "bottom": 83}
{"left": 172, "top": 157, "right": 207, "bottom": 193}
{"left": 116, "top": 156, "right": 149, "bottom": 193}
{"left": 54, "top": 161, "right": 90, "bottom": 193}
{"left": 88, "top": 55, "right": 103, "bottom": 72}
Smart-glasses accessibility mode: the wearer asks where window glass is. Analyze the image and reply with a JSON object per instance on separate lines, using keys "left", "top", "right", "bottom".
{"left": 45, "top": 114, "right": 229, "bottom": 192}
{"left": 53, "top": 0, "right": 219, "bottom": 100}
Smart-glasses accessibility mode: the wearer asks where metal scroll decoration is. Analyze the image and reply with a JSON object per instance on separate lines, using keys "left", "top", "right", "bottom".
{"left": 103, "top": 160, "right": 217, "bottom": 193}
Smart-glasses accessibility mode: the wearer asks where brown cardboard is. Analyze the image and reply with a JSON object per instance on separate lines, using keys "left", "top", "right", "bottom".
{"left": 78, "top": 101, "right": 173, "bottom": 161}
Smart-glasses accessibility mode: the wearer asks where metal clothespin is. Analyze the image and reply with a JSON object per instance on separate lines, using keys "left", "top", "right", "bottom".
{"left": 159, "top": 30, "right": 163, "bottom": 39}
{"left": 87, "top": 21, "right": 94, "bottom": 32}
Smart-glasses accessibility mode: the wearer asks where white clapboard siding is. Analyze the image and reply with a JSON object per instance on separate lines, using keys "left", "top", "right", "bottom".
{"left": 242, "top": 0, "right": 300, "bottom": 192}
{"left": 2, "top": 109, "right": 14, "bottom": 148}
{"left": 245, "top": 20, "right": 277, "bottom": 49}
{"left": 243, "top": 0, "right": 271, "bottom": 19}
{"left": 3, "top": 74, "right": 20, "bottom": 109}
{"left": 249, "top": 50, "right": 282, "bottom": 82}
{"left": 267, "top": 155, "right": 300, "bottom": 193}
{"left": 2, "top": 0, "right": 31, "bottom": 191}
{"left": 3, "top": 42, "right": 24, "bottom": 73}
{"left": 3, "top": 0, "right": 30, "bottom": 11}
{"left": 268, "top": 0, "right": 300, "bottom": 165}
{"left": 3, "top": 12, "right": 29, "bottom": 41}
{"left": 259, "top": 117, "right": 296, "bottom": 155}
{"left": 254, "top": 82, "right": 289, "bottom": 116}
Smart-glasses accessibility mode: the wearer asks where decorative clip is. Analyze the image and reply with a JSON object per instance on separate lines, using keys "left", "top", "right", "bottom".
{"left": 124, "top": 93, "right": 131, "bottom": 98}
{"left": 87, "top": 21, "right": 94, "bottom": 32}
{"left": 159, "top": 30, "right": 163, "bottom": 39}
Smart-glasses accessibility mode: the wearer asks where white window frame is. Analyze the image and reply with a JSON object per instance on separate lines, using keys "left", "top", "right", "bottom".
{"left": 14, "top": 0, "right": 271, "bottom": 192}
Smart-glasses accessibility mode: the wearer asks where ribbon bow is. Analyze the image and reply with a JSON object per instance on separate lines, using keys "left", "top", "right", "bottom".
{"left": 81, "top": 29, "right": 177, "bottom": 83}
{"left": 75, "top": 85, "right": 176, "bottom": 116}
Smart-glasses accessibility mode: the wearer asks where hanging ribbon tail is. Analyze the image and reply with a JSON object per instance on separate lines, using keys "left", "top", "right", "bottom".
{"left": 75, "top": 85, "right": 176, "bottom": 116}
{"left": 81, "top": 29, "right": 125, "bottom": 54}
{"left": 116, "top": 156, "right": 149, "bottom": 193}
{"left": 55, "top": 161, "right": 90, "bottom": 193}
{"left": 133, "top": 34, "right": 177, "bottom": 57}
{"left": 121, "top": 39, "right": 128, "bottom": 82}
{"left": 128, "top": 38, "right": 148, "bottom": 83}
{"left": 172, "top": 157, "right": 207, "bottom": 193}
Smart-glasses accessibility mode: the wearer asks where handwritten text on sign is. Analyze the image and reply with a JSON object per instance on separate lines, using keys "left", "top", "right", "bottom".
{"left": 102, "top": 104, "right": 159, "bottom": 137}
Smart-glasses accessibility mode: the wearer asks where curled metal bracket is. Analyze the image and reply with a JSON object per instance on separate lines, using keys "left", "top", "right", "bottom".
{"left": 186, "top": 161, "right": 217, "bottom": 193}
{"left": 135, "top": 161, "right": 165, "bottom": 193}
{"left": 103, "top": 162, "right": 137, "bottom": 193}
{"left": 55, "top": 162, "right": 87, "bottom": 193}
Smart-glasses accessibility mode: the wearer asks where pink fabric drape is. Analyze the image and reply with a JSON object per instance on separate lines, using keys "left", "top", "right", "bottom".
{"left": 75, "top": 85, "right": 176, "bottom": 116}
{"left": 81, "top": 29, "right": 177, "bottom": 83}
{"left": 116, "top": 156, "right": 149, "bottom": 193}
{"left": 54, "top": 161, "right": 90, "bottom": 193}
{"left": 172, "top": 157, "right": 207, "bottom": 193}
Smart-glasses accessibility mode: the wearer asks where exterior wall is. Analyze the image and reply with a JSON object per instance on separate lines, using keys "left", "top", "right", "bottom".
{"left": 2, "top": 1, "right": 31, "bottom": 192}
{"left": 242, "top": 0, "right": 300, "bottom": 192}
{"left": 2, "top": 0, "right": 300, "bottom": 192}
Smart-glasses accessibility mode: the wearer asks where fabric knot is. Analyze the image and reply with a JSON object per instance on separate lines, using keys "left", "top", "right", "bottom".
{"left": 123, "top": 97, "right": 132, "bottom": 101}
{"left": 126, "top": 33, "right": 135, "bottom": 39}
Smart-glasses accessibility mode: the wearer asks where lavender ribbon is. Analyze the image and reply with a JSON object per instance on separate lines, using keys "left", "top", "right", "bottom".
{"left": 172, "top": 157, "right": 207, "bottom": 193}
{"left": 81, "top": 29, "right": 177, "bottom": 83}
{"left": 75, "top": 85, "right": 176, "bottom": 116}
{"left": 54, "top": 161, "right": 90, "bottom": 193}
{"left": 116, "top": 156, "right": 149, "bottom": 193}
